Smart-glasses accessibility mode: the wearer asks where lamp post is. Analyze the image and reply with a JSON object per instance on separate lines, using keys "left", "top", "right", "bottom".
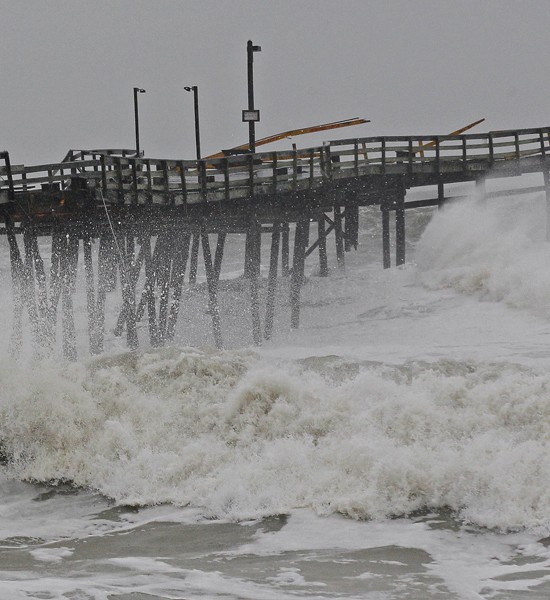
{"left": 133, "top": 87, "right": 146, "bottom": 156}
{"left": 184, "top": 85, "right": 201, "bottom": 160}
{"left": 244, "top": 40, "right": 261, "bottom": 153}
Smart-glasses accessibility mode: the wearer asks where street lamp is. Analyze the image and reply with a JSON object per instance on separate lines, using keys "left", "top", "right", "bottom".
{"left": 133, "top": 87, "right": 146, "bottom": 156}
{"left": 244, "top": 40, "right": 261, "bottom": 153}
{"left": 184, "top": 85, "right": 201, "bottom": 160}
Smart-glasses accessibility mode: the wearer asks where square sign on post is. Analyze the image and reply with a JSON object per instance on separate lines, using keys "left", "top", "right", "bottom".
{"left": 242, "top": 109, "right": 260, "bottom": 122}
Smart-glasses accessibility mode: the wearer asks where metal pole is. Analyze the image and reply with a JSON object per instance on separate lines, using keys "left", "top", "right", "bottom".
{"left": 193, "top": 87, "right": 201, "bottom": 160}
{"left": 133, "top": 87, "right": 146, "bottom": 156}
{"left": 185, "top": 86, "right": 201, "bottom": 160}
{"left": 247, "top": 41, "right": 255, "bottom": 153}
{"left": 247, "top": 41, "right": 261, "bottom": 152}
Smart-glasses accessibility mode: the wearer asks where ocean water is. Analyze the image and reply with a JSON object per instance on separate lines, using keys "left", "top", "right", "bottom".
{"left": 2, "top": 178, "right": 550, "bottom": 598}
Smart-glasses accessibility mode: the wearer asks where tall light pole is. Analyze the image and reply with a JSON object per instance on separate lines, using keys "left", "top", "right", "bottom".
{"left": 184, "top": 85, "right": 201, "bottom": 160}
{"left": 133, "top": 87, "right": 146, "bottom": 156}
{"left": 243, "top": 40, "right": 261, "bottom": 153}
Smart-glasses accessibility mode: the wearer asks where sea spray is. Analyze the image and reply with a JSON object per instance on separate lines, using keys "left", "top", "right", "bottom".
{"left": 416, "top": 194, "right": 550, "bottom": 317}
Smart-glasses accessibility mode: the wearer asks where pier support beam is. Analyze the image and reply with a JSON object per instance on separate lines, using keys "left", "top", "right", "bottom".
{"left": 117, "top": 235, "right": 138, "bottom": 351}
{"left": 189, "top": 232, "right": 200, "bottom": 284}
{"left": 281, "top": 223, "right": 290, "bottom": 277}
{"left": 317, "top": 217, "right": 329, "bottom": 277}
{"left": 166, "top": 233, "right": 192, "bottom": 343}
{"left": 201, "top": 230, "right": 223, "bottom": 349}
{"left": 60, "top": 230, "right": 79, "bottom": 360}
{"left": 83, "top": 236, "right": 102, "bottom": 355}
{"left": 264, "top": 221, "right": 281, "bottom": 340}
{"left": 344, "top": 203, "right": 359, "bottom": 251}
{"left": 395, "top": 191, "right": 406, "bottom": 266}
{"left": 247, "top": 221, "right": 262, "bottom": 345}
{"left": 290, "top": 219, "right": 309, "bottom": 329}
{"left": 333, "top": 205, "right": 345, "bottom": 271}
{"left": 381, "top": 202, "right": 391, "bottom": 269}
{"left": 140, "top": 233, "right": 159, "bottom": 347}
{"left": 5, "top": 215, "right": 24, "bottom": 356}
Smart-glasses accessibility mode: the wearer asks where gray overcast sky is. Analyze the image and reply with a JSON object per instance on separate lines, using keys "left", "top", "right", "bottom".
{"left": 1, "top": 0, "right": 550, "bottom": 165}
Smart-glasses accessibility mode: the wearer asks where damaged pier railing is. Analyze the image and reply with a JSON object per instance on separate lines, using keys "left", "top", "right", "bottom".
{"left": 2, "top": 126, "right": 550, "bottom": 210}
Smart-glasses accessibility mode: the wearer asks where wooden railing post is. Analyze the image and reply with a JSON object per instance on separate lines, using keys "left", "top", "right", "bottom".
{"left": 115, "top": 157, "right": 124, "bottom": 203}
{"left": 100, "top": 154, "right": 107, "bottom": 192}
{"left": 2, "top": 152, "right": 15, "bottom": 201}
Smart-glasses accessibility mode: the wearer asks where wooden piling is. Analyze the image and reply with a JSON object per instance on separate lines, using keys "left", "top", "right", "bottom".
{"left": 344, "top": 203, "right": 359, "bottom": 251}
{"left": 5, "top": 214, "right": 25, "bottom": 356}
{"left": 141, "top": 233, "right": 159, "bottom": 346}
{"left": 165, "top": 233, "right": 191, "bottom": 342}
{"left": 61, "top": 230, "right": 79, "bottom": 360}
{"left": 381, "top": 203, "right": 391, "bottom": 269}
{"left": 317, "top": 217, "right": 329, "bottom": 276}
{"left": 22, "top": 225, "right": 41, "bottom": 343}
{"left": 281, "top": 223, "right": 290, "bottom": 277}
{"left": 395, "top": 192, "right": 406, "bottom": 266}
{"left": 213, "top": 232, "right": 226, "bottom": 282}
{"left": 333, "top": 206, "right": 345, "bottom": 271}
{"left": 264, "top": 221, "right": 281, "bottom": 339}
{"left": 201, "top": 230, "right": 223, "bottom": 349}
{"left": 290, "top": 219, "right": 309, "bottom": 329}
{"left": 248, "top": 221, "right": 262, "bottom": 345}
{"left": 189, "top": 233, "right": 200, "bottom": 284}
{"left": 116, "top": 232, "right": 138, "bottom": 351}
{"left": 155, "top": 233, "right": 172, "bottom": 345}
{"left": 83, "top": 236, "right": 101, "bottom": 354}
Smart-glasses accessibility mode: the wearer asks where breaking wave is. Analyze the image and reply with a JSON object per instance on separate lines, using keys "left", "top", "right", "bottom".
{"left": 416, "top": 193, "right": 550, "bottom": 317}
{"left": 1, "top": 347, "right": 550, "bottom": 533}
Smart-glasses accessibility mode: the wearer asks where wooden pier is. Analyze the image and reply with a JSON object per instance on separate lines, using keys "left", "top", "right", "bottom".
{"left": 2, "top": 125, "right": 550, "bottom": 358}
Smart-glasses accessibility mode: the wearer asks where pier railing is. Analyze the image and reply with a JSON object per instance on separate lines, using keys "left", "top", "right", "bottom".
{"left": 1, "top": 126, "right": 550, "bottom": 208}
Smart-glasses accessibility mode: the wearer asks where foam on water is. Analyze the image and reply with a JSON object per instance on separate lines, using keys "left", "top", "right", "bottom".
{"left": 1, "top": 346, "right": 550, "bottom": 533}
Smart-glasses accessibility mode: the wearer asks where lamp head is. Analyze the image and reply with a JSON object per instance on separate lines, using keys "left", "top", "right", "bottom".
{"left": 134, "top": 87, "right": 146, "bottom": 93}
{"left": 184, "top": 86, "right": 196, "bottom": 92}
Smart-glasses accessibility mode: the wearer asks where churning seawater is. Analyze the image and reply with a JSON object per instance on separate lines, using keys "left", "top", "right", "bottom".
{"left": 2, "top": 180, "right": 550, "bottom": 599}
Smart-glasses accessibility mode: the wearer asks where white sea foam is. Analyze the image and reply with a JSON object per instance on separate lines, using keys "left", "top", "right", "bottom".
{"left": 1, "top": 347, "right": 550, "bottom": 533}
